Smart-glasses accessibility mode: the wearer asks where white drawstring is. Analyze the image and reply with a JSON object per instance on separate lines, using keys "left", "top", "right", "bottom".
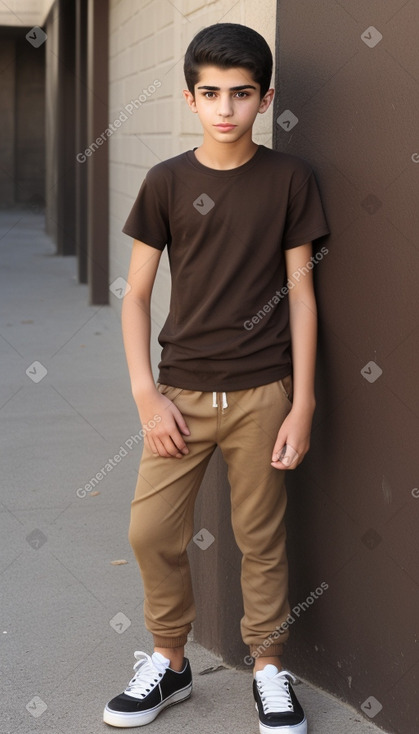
{"left": 212, "top": 392, "right": 228, "bottom": 409}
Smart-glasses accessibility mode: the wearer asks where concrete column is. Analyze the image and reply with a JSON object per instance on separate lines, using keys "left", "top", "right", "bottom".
{"left": 56, "top": 0, "right": 76, "bottom": 255}
{"left": 75, "top": 0, "right": 88, "bottom": 283}
{"left": 86, "top": 0, "right": 109, "bottom": 304}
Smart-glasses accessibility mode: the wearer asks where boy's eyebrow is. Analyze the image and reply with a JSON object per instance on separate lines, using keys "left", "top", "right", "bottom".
{"left": 196, "top": 84, "right": 257, "bottom": 91}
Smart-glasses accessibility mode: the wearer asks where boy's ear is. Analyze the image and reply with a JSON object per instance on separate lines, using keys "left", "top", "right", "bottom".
{"left": 183, "top": 89, "right": 198, "bottom": 113}
{"left": 258, "top": 87, "right": 275, "bottom": 114}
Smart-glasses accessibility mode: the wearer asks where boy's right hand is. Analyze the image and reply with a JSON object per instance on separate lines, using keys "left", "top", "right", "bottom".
{"left": 136, "top": 389, "right": 190, "bottom": 459}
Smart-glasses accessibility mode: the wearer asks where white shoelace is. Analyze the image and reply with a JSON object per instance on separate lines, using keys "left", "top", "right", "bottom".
{"left": 124, "top": 651, "right": 169, "bottom": 699}
{"left": 255, "top": 667, "right": 296, "bottom": 714}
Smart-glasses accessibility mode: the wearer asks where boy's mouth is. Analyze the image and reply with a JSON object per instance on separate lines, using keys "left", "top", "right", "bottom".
{"left": 214, "top": 124, "right": 237, "bottom": 131}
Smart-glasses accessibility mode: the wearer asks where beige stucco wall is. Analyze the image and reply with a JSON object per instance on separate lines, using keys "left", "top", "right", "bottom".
{"left": 0, "top": 0, "right": 54, "bottom": 26}
{"left": 108, "top": 0, "right": 277, "bottom": 371}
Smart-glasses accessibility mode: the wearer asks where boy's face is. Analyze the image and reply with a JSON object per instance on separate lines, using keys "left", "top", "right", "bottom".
{"left": 183, "top": 66, "right": 274, "bottom": 144}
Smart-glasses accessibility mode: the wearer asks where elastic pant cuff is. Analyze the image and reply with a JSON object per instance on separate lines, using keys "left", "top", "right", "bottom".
{"left": 153, "top": 634, "right": 188, "bottom": 649}
{"left": 249, "top": 642, "right": 285, "bottom": 658}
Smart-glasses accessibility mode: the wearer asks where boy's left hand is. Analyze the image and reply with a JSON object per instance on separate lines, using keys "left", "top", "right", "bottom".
{"left": 271, "top": 407, "right": 313, "bottom": 470}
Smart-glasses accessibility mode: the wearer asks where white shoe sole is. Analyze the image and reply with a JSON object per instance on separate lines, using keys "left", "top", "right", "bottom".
{"left": 103, "top": 683, "right": 192, "bottom": 727}
{"left": 256, "top": 704, "right": 307, "bottom": 734}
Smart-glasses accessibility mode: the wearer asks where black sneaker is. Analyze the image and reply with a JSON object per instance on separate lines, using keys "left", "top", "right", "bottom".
{"left": 253, "top": 665, "right": 307, "bottom": 733}
{"left": 103, "top": 651, "right": 192, "bottom": 727}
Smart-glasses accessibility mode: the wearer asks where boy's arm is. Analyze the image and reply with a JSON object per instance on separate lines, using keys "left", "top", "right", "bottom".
{"left": 271, "top": 242, "right": 317, "bottom": 470}
{"left": 122, "top": 239, "right": 190, "bottom": 458}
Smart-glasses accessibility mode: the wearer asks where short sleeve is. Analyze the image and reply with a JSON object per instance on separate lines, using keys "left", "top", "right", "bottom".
{"left": 122, "top": 166, "right": 170, "bottom": 250}
{"left": 282, "top": 169, "right": 329, "bottom": 250}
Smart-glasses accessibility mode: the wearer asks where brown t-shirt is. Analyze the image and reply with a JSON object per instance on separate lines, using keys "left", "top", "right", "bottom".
{"left": 123, "top": 145, "right": 329, "bottom": 391}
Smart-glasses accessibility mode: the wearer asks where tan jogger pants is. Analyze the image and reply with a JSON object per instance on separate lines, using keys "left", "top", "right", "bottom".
{"left": 128, "top": 376, "right": 293, "bottom": 658}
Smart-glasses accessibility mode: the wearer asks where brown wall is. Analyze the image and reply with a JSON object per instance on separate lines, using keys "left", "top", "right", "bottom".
{"left": 191, "top": 3, "right": 419, "bottom": 733}
{"left": 191, "top": 451, "right": 247, "bottom": 663}
{"left": 273, "top": 3, "right": 419, "bottom": 733}
{"left": 0, "top": 30, "right": 45, "bottom": 208}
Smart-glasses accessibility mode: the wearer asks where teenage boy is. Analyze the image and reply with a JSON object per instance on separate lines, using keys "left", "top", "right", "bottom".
{"left": 104, "top": 22, "right": 329, "bottom": 734}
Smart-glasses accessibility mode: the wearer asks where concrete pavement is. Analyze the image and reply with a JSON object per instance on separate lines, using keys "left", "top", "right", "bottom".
{"left": 0, "top": 209, "right": 388, "bottom": 733}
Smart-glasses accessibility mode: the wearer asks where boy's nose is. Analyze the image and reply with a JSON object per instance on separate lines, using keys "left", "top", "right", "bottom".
{"left": 217, "top": 95, "right": 234, "bottom": 117}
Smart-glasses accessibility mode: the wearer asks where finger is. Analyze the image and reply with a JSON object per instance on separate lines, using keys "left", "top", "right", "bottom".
{"left": 168, "top": 428, "right": 189, "bottom": 454}
{"left": 146, "top": 434, "right": 159, "bottom": 456}
{"left": 157, "top": 432, "right": 189, "bottom": 458}
{"left": 281, "top": 443, "right": 299, "bottom": 465}
{"left": 271, "top": 459, "right": 296, "bottom": 471}
{"left": 172, "top": 406, "right": 191, "bottom": 436}
{"left": 148, "top": 424, "right": 187, "bottom": 458}
{"left": 153, "top": 436, "right": 176, "bottom": 458}
{"left": 271, "top": 439, "right": 286, "bottom": 463}
{"left": 272, "top": 443, "right": 299, "bottom": 467}
{"left": 161, "top": 414, "right": 189, "bottom": 454}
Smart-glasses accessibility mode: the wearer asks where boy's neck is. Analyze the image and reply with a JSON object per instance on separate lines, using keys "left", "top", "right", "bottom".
{"left": 194, "top": 134, "right": 259, "bottom": 170}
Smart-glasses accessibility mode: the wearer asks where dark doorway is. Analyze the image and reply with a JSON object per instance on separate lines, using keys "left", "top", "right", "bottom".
{"left": 0, "top": 27, "right": 45, "bottom": 208}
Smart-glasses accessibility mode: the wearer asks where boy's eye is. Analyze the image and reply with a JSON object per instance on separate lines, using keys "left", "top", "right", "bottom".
{"left": 202, "top": 91, "right": 249, "bottom": 100}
